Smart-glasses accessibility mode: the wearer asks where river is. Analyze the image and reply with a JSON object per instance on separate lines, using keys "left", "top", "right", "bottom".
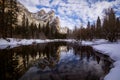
{"left": 0, "top": 41, "right": 113, "bottom": 80}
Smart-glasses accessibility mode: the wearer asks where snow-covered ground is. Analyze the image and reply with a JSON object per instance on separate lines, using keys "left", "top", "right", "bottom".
{"left": 0, "top": 38, "right": 60, "bottom": 49}
{"left": 92, "top": 42, "right": 120, "bottom": 80}
{"left": 83, "top": 39, "right": 120, "bottom": 80}
{"left": 82, "top": 39, "right": 109, "bottom": 45}
{"left": 0, "top": 38, "right": 76, "bottom": 49}
{"left": 0, "top": 38, "right": 120, "bottom": 80}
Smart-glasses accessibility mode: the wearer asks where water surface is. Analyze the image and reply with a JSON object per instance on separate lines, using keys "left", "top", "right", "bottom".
{"left": 0, "top": 42, "right": 112, "bottom": 80}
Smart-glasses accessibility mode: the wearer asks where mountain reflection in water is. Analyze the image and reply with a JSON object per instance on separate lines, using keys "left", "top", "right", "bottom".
{"left": 0, "top": 42, "right": 112, "bottom": 80}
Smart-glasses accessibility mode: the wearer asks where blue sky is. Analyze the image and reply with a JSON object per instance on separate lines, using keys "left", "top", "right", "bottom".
{"left": 18, "top": 0, "right": 120, "bottom": 29}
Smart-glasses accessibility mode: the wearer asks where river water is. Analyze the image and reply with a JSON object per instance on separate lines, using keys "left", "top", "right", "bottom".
{"left": 0, "top": 42, "right": 113, "bottom": 80}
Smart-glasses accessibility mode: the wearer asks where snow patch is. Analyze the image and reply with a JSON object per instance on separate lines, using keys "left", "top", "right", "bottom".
{"left": 93, "top": 41, "right": 120, "bottom": 80}
{"left": 0, "top": 38, "right": 77, "bottom": 49}
{"left": 82, "top": 39, "right": 108, "bottom": 45}
{"left": 93, "top": 43, "right": 120, "bottom": 61}
{"left": 0, "top": 38, "right": 50, "bottom": 49}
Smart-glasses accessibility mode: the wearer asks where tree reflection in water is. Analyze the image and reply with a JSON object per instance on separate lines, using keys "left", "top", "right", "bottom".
{"left": 0, "top": 42, "right": 112, "bottom": 80}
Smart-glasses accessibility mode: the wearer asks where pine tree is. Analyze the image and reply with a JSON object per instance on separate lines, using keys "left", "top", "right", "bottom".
{"left": 96, "top": 16, "right": 101, "bottom": 29}
{"left": 91, "top": 24, "right": 95, "bottom": 39}
{"left": 0, "top": 0, "right": 18, "bottom": 38}
{"left": 38, "top": 23, "right": 41, "bottom": 38}
{"left": 87, "top": 21, "right": 90, "bottom": 29}
{"left": 105, "top": 8, "right": 117, "bottom": 42}
{"left": 34, "top": 24, "right": 37, "bottom": 39}
{"left": 116, "top": 18, "right": 120, "bottom": 39}
{"left": 22, "top": 14, "right": 26, "bottom": 38}
{"left": 45, "top": 21, "right": 50, "bottom": 38}
{"left": 87, "top": 21, "right": 92, "bottom": 40}
{"left": 96, "top": 16, "right": 101, "bottom": 38}
{"left": 25, "top": 18, "right": 29, "bottom": 38}
{"left": 38, "top": 23, "right": 41, "bottom": 32}
{"left": 7, "top": 0, "right": 18, "bottom": 37}
{"left": 0, "top": 0, "right": 6, "bottom": 38}
{"left": 30, "top": 23, "right": 34, "bottom": 38}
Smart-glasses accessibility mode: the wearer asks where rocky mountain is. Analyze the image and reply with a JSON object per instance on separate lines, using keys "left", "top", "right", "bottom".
{"left": 17, "top": 1, "right": 60, "bottom": 30}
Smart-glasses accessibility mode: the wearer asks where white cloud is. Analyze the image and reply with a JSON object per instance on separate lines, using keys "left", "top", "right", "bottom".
{"left": 58, "top": 15, "right": 82, "bottom": 29}
{"left": 18, "top": 0, "right": 120, "bottom": 29}
{"left": 40, "top": 8, "right": 51, "bottom": 13}
{"left": 59, "top": 17, "right": 75, "bottom": 29}
{"left": 26, "top": 6, "right": 40, "bottom": 13}
{"left": 51, "top": 0, "right": 62, "bottom": 6}
{"left": 18, "top": 0, "right": 40, "bottom": 12}
{"left": 39, "top": 0, "right": 51, "bottom": 7}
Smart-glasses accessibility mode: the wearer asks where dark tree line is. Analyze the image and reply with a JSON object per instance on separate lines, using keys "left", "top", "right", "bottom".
{"left": 0, "top": 0, "right": 18, "bottom": 38}
{"left": 67, "top": 8, "right": 120, "bottom": 42}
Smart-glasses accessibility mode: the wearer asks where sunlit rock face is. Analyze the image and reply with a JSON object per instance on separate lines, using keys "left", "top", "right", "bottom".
{"left": 33, "top": 10, "right": 55, "bottom": 22}
{"left": 58, "top": 27, "right": 68, "bottom": 34}
{"left": 17, "top": 2, "right": 43, "bottom": 26}
{"left": 17, "top": 1, "right": 68, "bottom": 34}
{"left": 54, "top": 17, "right": 68, "bottom": 34}
{"left": 37, "top": 9, "right": 46, "bottom": 17}
{"left": 17, "top": 2, "right": 57, "bottom": 29}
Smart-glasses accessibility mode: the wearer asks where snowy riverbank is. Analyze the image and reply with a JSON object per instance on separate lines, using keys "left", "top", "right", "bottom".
{"left": 93, "top": 42, "right": 120, "bottom": 80}
{"left": 0, "top": 38, "right": 76, "bottom": 49}
{"left": 0, "top": 38, "right": 47, "bottom": 49}
{"left": 80, "top": 39, "right": 120, "bottom": 80}
{"left": 82, "top": 39, "right": 120, "bottom": 80}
